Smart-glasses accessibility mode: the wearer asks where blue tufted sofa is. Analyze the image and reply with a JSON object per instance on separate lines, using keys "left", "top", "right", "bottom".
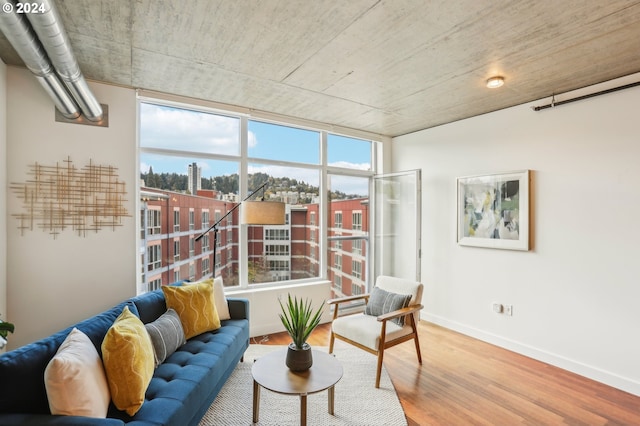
{"left": 0, "top": 285, "right": 250, "bottom": 426}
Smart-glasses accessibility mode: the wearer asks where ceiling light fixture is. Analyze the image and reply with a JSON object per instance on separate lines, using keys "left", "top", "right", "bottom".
{"left": 486, "top": 76, "right": 505, "bottom": 89}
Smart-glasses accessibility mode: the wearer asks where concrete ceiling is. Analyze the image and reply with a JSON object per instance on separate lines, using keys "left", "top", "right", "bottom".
{"left": 1, "top": 0, "right": 640, "bottom": 137}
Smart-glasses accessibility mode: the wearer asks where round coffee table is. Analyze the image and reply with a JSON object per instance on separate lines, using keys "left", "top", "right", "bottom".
{"left": 252, "top": 348, "right": 343, "bottom": 426}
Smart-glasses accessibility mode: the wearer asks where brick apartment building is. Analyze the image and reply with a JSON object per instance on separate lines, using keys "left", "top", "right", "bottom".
{"left": 140, "top": 187, "right": 369, "bottom": 298}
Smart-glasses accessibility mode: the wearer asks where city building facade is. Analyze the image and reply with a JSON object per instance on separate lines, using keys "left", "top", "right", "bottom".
{"left": 140, "top": 187, "right": 369, "bottom": 299}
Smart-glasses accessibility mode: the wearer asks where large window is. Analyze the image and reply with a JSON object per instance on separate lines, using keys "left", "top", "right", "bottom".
{"left": 138, "top": 99, "right": 376, "bottom": 293}
{"left": 327, "top": 173, "right": 370, "bottom": 299}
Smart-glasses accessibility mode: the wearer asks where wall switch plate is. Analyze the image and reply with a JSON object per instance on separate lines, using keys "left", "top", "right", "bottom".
{"left": 492, "top": 303, "right": 503, "bottom": 313}
{"left": 504, "top": 305, "right": 513, "bottom": 316}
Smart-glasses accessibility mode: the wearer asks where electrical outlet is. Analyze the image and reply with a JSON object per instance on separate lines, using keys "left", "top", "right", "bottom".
{"left": 492, "top": 303, "right": 503, "bottom": 313}
{"left": 504, "top": 305, "right": 513, "bottom": 316}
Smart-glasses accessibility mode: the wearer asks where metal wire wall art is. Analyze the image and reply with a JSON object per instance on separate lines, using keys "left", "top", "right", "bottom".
{"left": 11, "top": 157, "right": 130, "bottom": 239}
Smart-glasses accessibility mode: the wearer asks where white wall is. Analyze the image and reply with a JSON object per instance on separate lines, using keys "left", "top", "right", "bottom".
{"left": 392, "top": 74, "right": 640, "bottom": 395}
{"left": 228, "top": 280, "right": 332, "bottom": 337}
{"left": 0, "top": 61, "right": 7, "bottom": 336}
{"left": 6, "top": 67, "right": 137, "bottom": 349}
{"left": 4, "top": 67, "right": 335, "bottom": 348}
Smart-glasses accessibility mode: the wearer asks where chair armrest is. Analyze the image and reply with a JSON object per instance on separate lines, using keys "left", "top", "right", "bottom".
{"left": 326, "top": 294, "right": 370, "bottom": 306}
{"left": 376, "top": 304, "right": 423, "bottom": 322}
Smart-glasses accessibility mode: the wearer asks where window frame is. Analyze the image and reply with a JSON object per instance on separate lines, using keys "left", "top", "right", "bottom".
{"left": 173, "top": 210, "right": 180, "bottom": 232}
{"left": 173, "top": 239, "right": 180, "bottom": 262}
{"left": 138, "top": 96, "right": 380, "bottom": 292}
{"left": 352, "top": 211, "right": 362, "bottom": 231}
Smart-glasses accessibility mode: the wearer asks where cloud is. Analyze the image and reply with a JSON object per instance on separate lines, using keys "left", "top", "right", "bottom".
{"left": 329, "top": 174, "right": 369, "bottom": 197}
{"left": 248, "top": 130, "right": 257, "bottom": 148}
{"left": 328, "top": 160, "right": 371, "bottom": 171}
{"left": 140, "top": 103, "right": 240, "bottom": 155}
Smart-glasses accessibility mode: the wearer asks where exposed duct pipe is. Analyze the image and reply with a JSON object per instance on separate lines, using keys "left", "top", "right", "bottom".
{"left": 26, "top": 0, "right": 103, "bottom": 121}
{"left": 0, "top": 0, "right": 79, "bottom": 119}
{"left": 532, "top": 80, "right": 640, "bottom": 111}
{"left": 0, "top": 0, "right": 103, "bottom": 122}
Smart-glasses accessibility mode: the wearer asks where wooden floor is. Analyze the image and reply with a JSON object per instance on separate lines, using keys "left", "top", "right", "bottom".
{"left": 255, "top": 321, "right": 640, "bottom": 425}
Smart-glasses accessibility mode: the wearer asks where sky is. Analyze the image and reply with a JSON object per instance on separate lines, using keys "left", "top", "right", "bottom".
{"left": 139, "top": 103, "right": 373, "bottom": 195}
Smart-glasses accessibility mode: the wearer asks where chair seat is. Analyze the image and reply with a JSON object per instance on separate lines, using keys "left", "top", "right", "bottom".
{"left": 332, "top": 313, "right": 413, "bottom": 351}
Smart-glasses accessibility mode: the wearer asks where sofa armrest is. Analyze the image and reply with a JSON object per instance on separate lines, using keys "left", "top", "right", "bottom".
{"left": 0, "top": 414, "right": 125, "bottom": 426}
{"left": 227, "top": 298, "right": 249, "bottom": 321}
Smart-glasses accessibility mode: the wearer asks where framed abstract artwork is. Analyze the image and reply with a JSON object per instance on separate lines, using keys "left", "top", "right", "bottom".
{"left": 457, "top": 170, "right": 530, "bottom": 251}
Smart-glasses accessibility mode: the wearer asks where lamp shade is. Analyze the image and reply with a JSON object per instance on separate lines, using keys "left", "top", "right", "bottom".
{"left": 241, "top": 200, "right": 286, "bottom": 225}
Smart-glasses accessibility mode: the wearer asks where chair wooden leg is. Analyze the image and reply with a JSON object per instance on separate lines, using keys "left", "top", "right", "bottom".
{"left": 376, "top": 321, "right": 388, "bottom": 388}
{"left": 375, "top": 350, "right": 384, "bottom": 388}
{"left": 410, "top": 314, "right": 422, "bottom": 364}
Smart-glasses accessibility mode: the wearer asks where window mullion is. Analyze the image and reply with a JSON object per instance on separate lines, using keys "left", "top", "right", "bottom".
{"left": 239, "top": 116, "right": 249, "bottom": 289}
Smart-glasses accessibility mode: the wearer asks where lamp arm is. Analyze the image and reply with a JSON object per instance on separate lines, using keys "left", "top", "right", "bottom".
{"left": 194, "top": 181, "right": 268, "bottom": 241}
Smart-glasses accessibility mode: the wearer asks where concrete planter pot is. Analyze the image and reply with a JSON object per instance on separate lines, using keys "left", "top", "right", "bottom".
{"left": 285, "top": 342, "right": 313, "bottom": 372}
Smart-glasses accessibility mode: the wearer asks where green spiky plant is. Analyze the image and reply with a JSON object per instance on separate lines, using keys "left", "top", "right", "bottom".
{"left": 0, "top": 321, "right": 14, "bottom": 340}
{"left": 278, "top": 294, "right": 324, "bottom": 349}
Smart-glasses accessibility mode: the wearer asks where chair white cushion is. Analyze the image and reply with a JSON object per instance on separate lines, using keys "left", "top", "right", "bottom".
{"left": 332, "top": 313, "right": 413, "bottom": 351}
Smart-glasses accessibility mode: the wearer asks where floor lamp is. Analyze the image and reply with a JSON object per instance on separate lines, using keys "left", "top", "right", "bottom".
{"left": 195, "top": 182, "right": 286, "bottom": 276}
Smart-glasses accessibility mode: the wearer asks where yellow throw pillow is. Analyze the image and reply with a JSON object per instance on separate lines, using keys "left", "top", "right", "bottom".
{"left": 101, "top": 306, "right": 154, "bottom": 416}
{"left": 162, "top": 279, "right": 221, "bottom": 339}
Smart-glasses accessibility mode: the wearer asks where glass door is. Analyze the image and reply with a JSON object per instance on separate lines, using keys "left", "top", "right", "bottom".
{"left": 372, "top": 170, "right": 421, "bottom": 283}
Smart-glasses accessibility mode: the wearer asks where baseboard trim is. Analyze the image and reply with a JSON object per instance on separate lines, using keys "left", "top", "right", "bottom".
{"left": 423, "top": 313, "right": 640, "bottom": 397}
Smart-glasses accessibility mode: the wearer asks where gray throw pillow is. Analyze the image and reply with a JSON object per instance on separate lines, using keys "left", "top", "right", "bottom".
{"left": 145, "top": 308, "right": 186, "bottom": 367}
{"left": 364, "top": 286, "right": 412, "bottom": 326}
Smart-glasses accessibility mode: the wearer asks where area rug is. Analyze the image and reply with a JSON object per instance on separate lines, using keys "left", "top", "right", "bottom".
{"left": 199, "top": 341, "right": 408, "bottom": 425}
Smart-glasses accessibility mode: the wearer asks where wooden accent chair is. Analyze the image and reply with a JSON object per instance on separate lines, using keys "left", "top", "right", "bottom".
{"left": 327, "top": 275, "right": 424, "bottom": 388}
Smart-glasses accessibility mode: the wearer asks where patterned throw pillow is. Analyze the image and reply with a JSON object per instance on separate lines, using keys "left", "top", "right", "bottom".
{"left": 145, "top": 308, "right": 186, "bottom": 367}
{"left": 162, "top": 279, "right": 221, "bottom": 339}
{"left": 101, "top": 306, "right": 154, "bottom": 416}
{"left": 44, "top": 328, "right": 110, "bottom": 418}
{"left": 364, "top": 286, "right": 412, "bottom": 326}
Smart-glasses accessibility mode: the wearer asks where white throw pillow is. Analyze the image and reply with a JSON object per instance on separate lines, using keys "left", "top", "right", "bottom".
{"left": 44, "top": 327, "right": 110, "bottom": 418}
{"left": 213, "top": 276, "right": 231, "bottom": 320}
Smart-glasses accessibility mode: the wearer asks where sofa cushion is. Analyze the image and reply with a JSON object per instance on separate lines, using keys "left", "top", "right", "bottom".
{"left": 101, "top": 306, "right": 154, "bottom": 416}
{"left": 145, "top": 308, "right": 186, "bottom": 367}
{"left": 190, "top": 277, "right": 229, "bottom": 321}
{"left": 213, "top": 277, "right": 231, "bottom": 321}
{"left": 44, "top": 328, "right": 110, "bottom": 418}
{"left": 0, "top": 291, "right": 250, "bottom": 426}
{"left": 131, "top": 288, "right": 167, "bottom": 324}
{"left": 162, "top": 279, "right": 221, "bottom": 339}
{"left": 0, "top": 301, "right": 138, "bottom": 415}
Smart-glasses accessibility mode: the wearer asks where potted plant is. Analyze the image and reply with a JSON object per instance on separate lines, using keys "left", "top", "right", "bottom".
{"left": 278, "top": 294, "right": 324, "bottom": 371}
{"left": 0, "top": 320, "right": 15, "bottom": 350}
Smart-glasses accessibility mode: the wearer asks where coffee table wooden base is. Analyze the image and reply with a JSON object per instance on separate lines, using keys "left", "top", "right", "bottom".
{"left": 251, "top": 349, "right": 343, "bottom": 425}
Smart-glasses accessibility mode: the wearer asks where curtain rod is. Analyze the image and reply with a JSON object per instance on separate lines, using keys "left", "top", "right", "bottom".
{"left": 532, "top": 80, "right": 640, "bottom": 111}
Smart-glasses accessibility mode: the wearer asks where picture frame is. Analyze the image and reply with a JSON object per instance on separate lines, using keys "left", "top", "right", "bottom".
{"left": 457, "top": 170, "right": 530, "bottom": 251}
